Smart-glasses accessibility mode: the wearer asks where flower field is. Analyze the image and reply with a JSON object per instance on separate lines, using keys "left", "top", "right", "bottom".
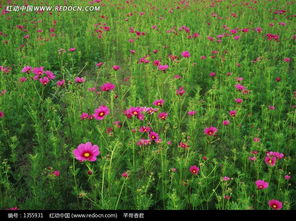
{"left": 0, "top": 0, "right": 295, "bottom": 210}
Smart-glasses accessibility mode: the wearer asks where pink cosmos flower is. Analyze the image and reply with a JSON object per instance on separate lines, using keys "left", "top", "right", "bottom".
{"left": 8, "top": 207, "right": 19, "bottom": 210}
{"left": 268, "top": 200, "right": 283, "bottom": 210}
{"left": 176, "top": 87, "right": 185, "bottom": 96}
{"left": 96, "top": 62, "right": 104, "bottom": 67}
{"left": 68, "top": 48, "right": 76, "bottom": 52}
{"left": 223, "top": 176, "right": 231, "bottom": 181}
{"left": 40, "top": 77, "right": 49, "bottom": 85}
{"left": 249, "top": 156, "right": 257, "bottom": 161}
{"left": 158, "top": 112, "right": 168, "bottom": 120}
{"left": 80, "top": 113, "right": 89, "bottom": 120}
{"left": 235, "top": 98, "right": 243, "bottom": 103}
{"left": 22, "top": 66, "right": 32, "bottom": 73}
{"left": 204, "top": 127, "right": 218, "bottom": 136}
{"left": 223, "top": 120, "right": 230, "bottom": 125}
{"left": 112, "top": 65, "right": 120, "bottom": 71}
{"left": 93, "top": 106, "right": 110, "bottom": 120}
{"left": 19, "top": 77, "right": 27, "bottom": 82}
{"left": 149, "top": 131, "right": 159, "bottom": 141}
{"left": 267, "top": 151, "right": 284, "bottom": 159}
{"left": 139, "top": 126, "right": 151, "bottom": 133}
{"left": 234, "top": 35, "right": 241, "bottom": 40}
{"left": 265, "top": 156, "right": 277, "bottom": 167}
{"left": 136, "top": 139, "right": 151, "bottom": 146}
{"left": 158, "top": 64, "right": 169, "bottom": 72}
{"left": 153, "top": 99, "right": 164, "bottom": 106}
{"left": 100, "top": 82, "right": 115, "bottom": 91}
{"left": 179, "top": 142, "right": 189, "bottom": 149}
{"left": 189, "top": 165, "right": 200, "bottom": 175}
{"left": 33, "top": 67, "right": 45, "bottom": 75}
{"left": 57, "top": 80, "right": 65, "bottom": 87}
{"left": 209, "top": 72, "right": 216, "bottom": 77}
{"left": 188, "top": 111, "right": 197, "bottom": 116}
{"left": 284, "top": 175, "right": 291, "bottom": 180}
{"left": 73, "top": 142, "right": 100, "bottom": 162}
{"left": 255, "top": 27, "right": 262, "bottom": 33}
{"left": 255, "top": 180, "right": 269, "bottom": 189}
{"left": 283, "top": 58, "right": 291, "bottom": 62}
{"left": 0, "top": 111, "right": 4, "bottom": 118}
{"left": 122, "top": 172, "right": 129, "bottom": 178}
{"left": 181, "top": 51, "right": 191, "bottom": 58}
{"left": 235, "top": 84, "right": 245, "bottom": 91}
{"left": 75, "top": 77, "right": 85, "bottom": 83}
{"left": 229, "top": 110, "right": 237, "bottom": 117}
{"left": 53, "top": 170, "right": 60, "bottom": 177}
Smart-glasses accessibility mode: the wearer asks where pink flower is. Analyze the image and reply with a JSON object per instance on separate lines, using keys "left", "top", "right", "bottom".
{"left": 19, "top": 77, "right": 27, "bottom": 82}
{"left": 255, "top": 27, "right": 262, "bottom": 33}
{"left": 188, "top": 111, "right": 197, "bottom": 116}
{"left": 253, "top": 137, "right": 260, "bottom": 142}
{"left": 176, "top": 87, "right": 185, "bottom": 96}
{"left": 153, "top": 99, "right": 164, "bottom": 106}
{"left": 139, "top": 126, "right": 151, "bottom": 133}
{"left": 33, "top": 67, "right": 45, "bottom": 75}
{"left": 229, "top": 110, "right": 237, "bottom": 117}
{"left": 73, "top": 142, "right": 100, "bottom": 162}
{"left": 7, "top": 207, "right": 19, "bottom": 210}
{"left": 158, "top": 112, "right": 168, "bottom": 120}
{"left": 224, "top": 195, "right": 231, "bottom": 200}
{"left": 75, "top": 77, "right": 85, "bottom": 83}
{"left": 268, "top": 200, "right": 283, "bottom": 210}
{"left": 283, "top": 58, "right": 291, "bottom": 62}
{"left": 22, "top": 66, "right": 32, "bottom": 73}
{"left": 265, "top": 156, "right": 277, "bottom": 167}
{"left": 204, "top": 127, "right": 218, "bottom": 136}
{"left": 233, "top": 35, "right": 240, "bottom": 40}
{"left": 223, "top": 120, "right": 230, "bottom": 125}
{"left": 40, "top": 77, "right": 49, "bottom": 85}
{"left": 181, "top": 51, "right": 191, "bottom": 58}
{"left": 223, "top": 176, "right": 231, "bottom": 181}
{"left": 284, "top": 175, "right": 291, "bottom": 180}
{"left": 68, "top": 48, "right": 76, "bottom": 52}
{"left": 122, "top": 172, "right": 129, "bottom": 178}
{"left": 93, "top": 106, "right": 110, "bottom": 120}
{"left": 158, "top": 64, "right": 169, "bottom": 72}
{"left": 149, "top": 131, "right": 159, "bottom": 141}
{"left": 0, "top": 111, "right": 4, "bottom": 118}
{"left": 57, "top": 80, "right": 65, "bottom": 87}
{"left": 179, "top": 142, "right": 189, "bottom": 149}
{"left": 255, "top": 180, "right": 269, "bottom": 189}
{"left": 96, "top": 62, "right": 104, "bottom": 67}
{"left": 80, "top": 113, "right": 89, "bottom": 120}
{"left": 235, "top": 98, "right": 243, "bottom": 103}
{"left": 100, "top": 82, "right": 115, "bottom": 91}
{"left": 249, "top": 156, "right": 257, "bottom": 161}
{"left": 189, "top": 165, "right": 200, "bottom": 175}
{"left": 235, "top": 84, "right": 245, "bottom": 91}
{"left": 209, "top": 72, "right": 216, "bottom": 77}
{"left": 112, "top": 65, "right": 120, "bottom": 71}
{"left": 268, "top": 106, "right": 275, "bottom": 110}
{"left": 53, "top": 170, "right": 60, "bottom": 177}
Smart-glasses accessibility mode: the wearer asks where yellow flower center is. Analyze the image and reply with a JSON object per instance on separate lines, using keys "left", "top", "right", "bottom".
{"left": 83, "top": 152, "right": 90, "bottom": 158}
{"left": 99, "top": 112, "right": 105, "bottom": 117}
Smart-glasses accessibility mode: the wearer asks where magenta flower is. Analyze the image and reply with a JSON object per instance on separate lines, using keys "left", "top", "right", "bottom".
{"left": 265, "top": 156, "right": 277, "bottom": 167}
{"left": 253, "top": 137, "right": 260, "bottom": 142}
{"left": 284, "top": 175, "right": 291, "bottom": 180}
{"left": 122, "top": 172, "right": 129, "bottom": 178}
{"left": 179, "top": 142, "right": 189, "bottom": 149}
{"left": 158, "top": 112, "right": 168, "bottom": 120}
{"left": 96, "top": 62, "right": 104, "bottom": 67}
{"left": 73, "top": 142, "right": 100, "bottom": 162}
{"left": 75, "top": 77, "right": 85, "bottom": 83}
{"left": 39, "top": 77, "right": 49, "bottom": 85}
{"left": 223, "top": 176, "right": 231, "bottom": 181}
{"left": 80, "top": 113, "right": 89, "bottom": 120}
{"left": 189, "top": 165, "right": 200, "bottom": 175}
{"left": 19, "top": 77, "right": 27, "bottom": 82}
{"left": 234, "top": 35, "right": 241, "bottom": 40}
{"left": 209, "top": 72, "right": 216, "bottom": 77}
{"left": 181, "top": 51, "right": 191, "bottom": 58}
{"left": 268, "top": 200, "right": 283, "bottom": 210}
{"left": 0, "top": 111, "right": 4, "bottom": 118}
{"left": 235, "top": 98, "right": 243, "bottom": 103}
{"left": 158, "top": 64, "right": 169, "bottom": 72}
{"left": 22, "top": 66, "right": 32, "bottom": 73}
{"left": 229, "top": 110, "right": 237, "bottom": 117}
{"left": 188, "top": 111, "right": 197, "bottom": 116}
{"left": 93, "top": 106, "right": 110, "bottom": 120}
{"left": 139, "top": 126, "right": 151, "bottom": 133}
{"left": 149, "top": 131, "right": 159, "bottom": 141}
{"left": 112, "top": 65, "right": 120, "bottom": 71}
{"left": 68, "top": 48, "right": 76, "bottom": 52}
{"left": 57, "top": 80, "right": 65, "bottom": 87}
{"left": 33, "top": 67, "right": 45, "bottom": 75}
{"left": 235, "top": 84, "right": 245, "bottom": 91}
{"left": 100, "top": 82, "right": 115, "bottom": 91}
{"left": 176, "top": 87, "right": 185, "bottom": 96}
{"left": 255, "top": 180, "right": 269, "bottom": 189}
{"left": 153, "top": 99, "right": 164, "bottom": 106}
{"left": 52, "top": 170, "right": 60, "bottom": 177}
{"left": 223, "top": 120, "right": 230, "bottom": 125}
{"left": 204, "top": 127, "right": 218, "bottom": 136}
